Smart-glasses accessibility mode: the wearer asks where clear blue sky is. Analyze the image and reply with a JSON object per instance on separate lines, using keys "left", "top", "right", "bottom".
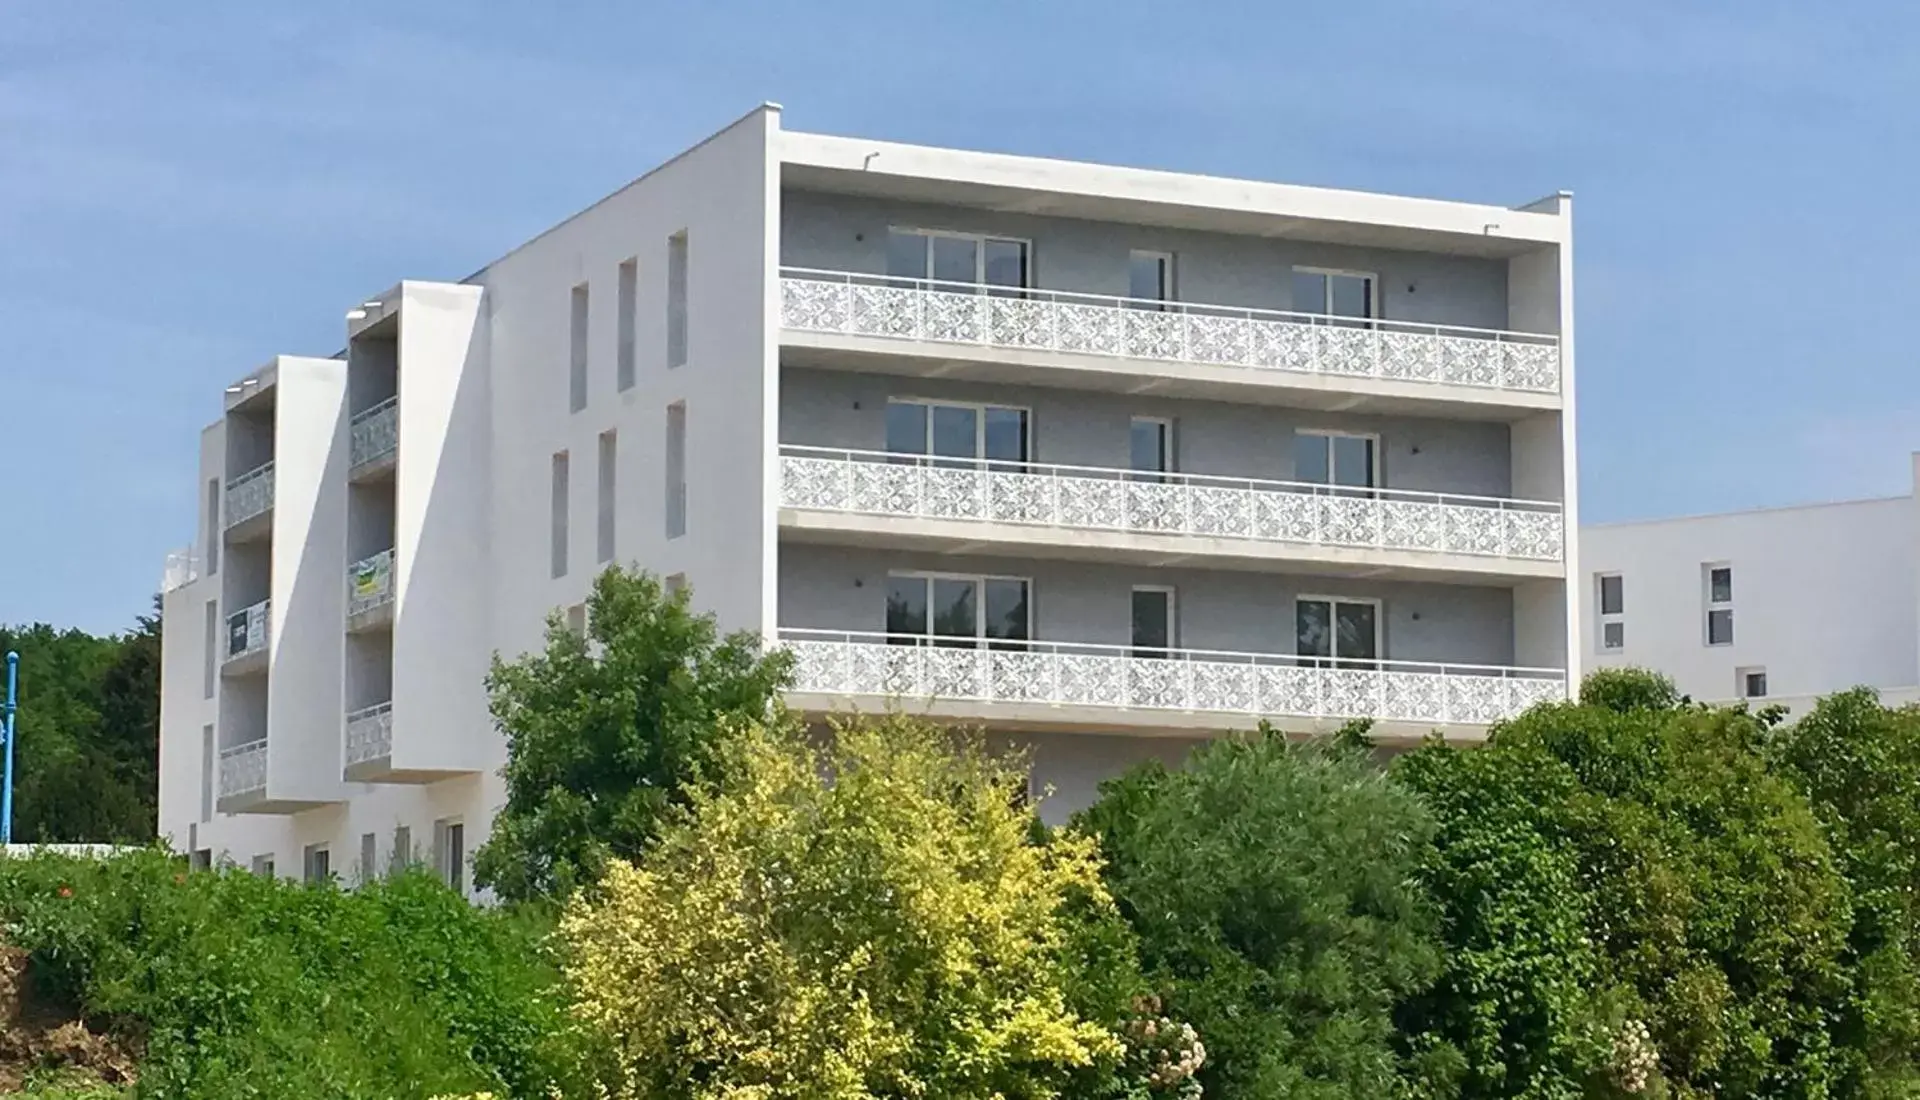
{"left": 4, "top": 2, "right": 1914, "bottom": 633}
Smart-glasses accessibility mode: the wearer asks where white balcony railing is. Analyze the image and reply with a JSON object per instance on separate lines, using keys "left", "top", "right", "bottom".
{"left": 784, "top": 630, "right": 1564, "bottom": 727}
{"left": 345, "top": 701, "right": 393, "bottom": 767}
{"left": 350, "top": 397, "right": 398, "bottom": 469}
{"left": 225, "top": 461, "right": 275, "bottom": 529}
{"left": 347, "top": 548, "right": 396, "bottom": 617}
{"left": 781, "top": 447, "right": 1563, "bottom": 563}
{"left": 219, "top": 739, "right": 268, "bottom": 798}
{"left": 226, "top": 599, "right": 270, "bottom": 662}
{"left": 161, "top": 547, "right": 200, "bottom": 593}
{"left": 780, "top": 269, "right": 1561, "bottom": 396}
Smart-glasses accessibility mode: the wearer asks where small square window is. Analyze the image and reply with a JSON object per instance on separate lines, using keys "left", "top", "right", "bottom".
{"left": 1602, "top": 621, "right": 1624, "bottom": 650}
{"left": 1739, "top": 668, "right": 1768, "bottom": 699}
{"left": 1707, "top": 608, "right": 1733, "bottom": 646}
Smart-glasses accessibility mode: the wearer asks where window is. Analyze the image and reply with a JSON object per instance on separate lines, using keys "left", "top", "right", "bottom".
{"left": 1704, "top": 563, "right": 1733, "bottom": 646}
{"left": 1296, "top": 597, "right": 1380, "bottom": 668}
{"left": 666, "top": 231, "right": 688, "bottom": 368}
{"left": 359, "top": 833, "right": 377, "bottom": 886}
{"left": 597, "top": 430, "right": 617, "bottom": 563}
{"left": 190, "top": 848, "right": 212, "bottom": 872}
{"left": 251, "top": 854, "right": 275, "bottom": 878}
{"left": 566, "top": 602, "right": 587, "bottom": 638}
{"left": 550, "top": 452, "right": 570, "bottom": 578}
{"left": 1292, "top": 267, "right": 1376, "bottom": 323}
{"left": 1131, "top": 587, "right": 1176, "bottom": 658}
{"left": 1596, "top": 573, "right": 1625, "bottom": 651}
{"left": 199, "top": 724, "right": 214, "bottom": 822}
{"left": 616, "top": 257, "right": 637, "bottom": 391}
{"left": 885, "top": 399, "right": 1028, "bottom": 467}
{"left": 435, "top": 819, "right": 466, "bottom": 894}
{"left": 886, "top": 229, "right": 1029, "bottom": 290}
{"left": 1739, "top": 667, "right": 1768, "bottom": 699}
{"left": 666, "top": 402, "right": 687, "bottom": 538}
{"left": 390, "top": 825, "right": 412, "bottom": 875}
{"left": 202, "top": 599, "right": 218, "bottom": 698}
{"left": 665, "top": 572, "right": 687, "bottom": 597}
{"left": 204, "top": 478, "right": 220, "bottom": 574}
{"left": 303, "top": 844, "right": 331, "bottom": 884}
{"left": 1129, "top": 250, "right": 1174, "bottom": 304}
{"left": 886, "top": 572, "right": 1030, "bottom": 649}
{"left": 1294, "top": 431, "right": 1377, "bottom": 491}
{"left": 1129, "top": 417, "right": 1173, "bottom": 479}
{"left": 569, "top": 282, "right": 589, "bottom": 412}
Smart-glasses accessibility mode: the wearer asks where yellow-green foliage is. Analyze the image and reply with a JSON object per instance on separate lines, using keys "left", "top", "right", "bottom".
{"left": 560, "top": 714, "right": 1127, "bottom": 1099}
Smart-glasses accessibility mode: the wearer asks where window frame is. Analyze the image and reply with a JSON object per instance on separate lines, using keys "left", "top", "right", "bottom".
{"left": 884, "top": 569, "right": 1034, "bottom": 648}
{"left": 885, "top": 396, "right": 1033, "bottom": 466}
{"left": 1129, "top": 415, "right": 1175, "bottom": 480}
{"left": 1127, "top": 249, "right": 1176, "bottom": 305}
{"left": 1294, "top": 594, "right": 1384, "bottom": 667}
{"left": 1130, "top": 584, "right": 1178, "bottom": 658}
{"left": 1737, "top": 666, "right": 1768, "bottom": 700}
{"left": 1703, "top": 562, "right": 1734, "bottom": 647}
{"left": 1596, "top": 572, "right": 1625, "bottom": 652}
{"left": 1292, "top": 265, "right": 1380, "bottom": 321}
{"left": 1294, "top": 428, "right": 1382, "bottom": 490}
{"left": 886, "top": 227, "right": 1034, "bottom": 289}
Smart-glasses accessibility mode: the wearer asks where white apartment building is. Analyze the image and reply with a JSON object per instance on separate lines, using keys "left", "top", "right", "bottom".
{"left": 156, "top": 104, "right": 1580, "bottom": 887}
{"left": 1582, "top": 454, "right": 1920, "bottom": 714}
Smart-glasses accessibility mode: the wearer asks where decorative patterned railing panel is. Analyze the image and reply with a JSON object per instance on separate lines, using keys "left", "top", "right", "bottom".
{"left": 226, "top": 600, "right": 270, "bottom": 662}
{"left": 347, "top": 549, "right": 396, "bottom": 618}
{"left": 345, "top": 702, "right": 393, "bottom": 767}
{"left": 219, "top": 740, "right": 268, "bottom": 798}
{"left": 780, "top": 448, "right": 1563, "bottom": 562}
{"left": 783, "top": 631, "right": 1565, "bottom": 726}
{"left": 225, "top": 462, "right": 275, "bottom": 529}
{"left": 350, "top": 397, "right": 398, "bottom": 469}
{"left": 781, "top": 270, "right": 1561, "bottom": 396}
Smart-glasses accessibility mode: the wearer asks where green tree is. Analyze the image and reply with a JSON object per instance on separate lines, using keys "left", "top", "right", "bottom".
{"left": 559, "top": 713, "right": 1179, "bottom": 1100}
{"left": 1398, "top": 674, "right": 1854, "bottom": 1099}
{"left": 1077, "top": 725, "right": 1444, "bottom": 1100}
{"left": 1770, "top": 690, "right": 1920, "bottom": 1097}
{"left": 472, "top": 567, "right": 792, "bottom": 903}
{"left": 0, "top": 605, "right": 160, "bottom": 844}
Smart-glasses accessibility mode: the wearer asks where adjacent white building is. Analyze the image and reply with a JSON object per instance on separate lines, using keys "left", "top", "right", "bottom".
{"left": 1582, "top": 455, "right": 1920, "bottom": 714}
{"left": 156, "top": 104, "right": 1579, "bottom": 886}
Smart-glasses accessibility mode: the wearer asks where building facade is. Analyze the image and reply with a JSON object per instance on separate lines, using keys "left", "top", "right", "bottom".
{"left": 156, "top": 104, "right": 1580, "bottom": 887}
{"left": 1581, "top": 454, "right": 1920, "bottom": 714}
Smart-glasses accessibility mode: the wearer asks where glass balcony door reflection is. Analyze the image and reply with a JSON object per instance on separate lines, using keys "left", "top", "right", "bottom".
{"left": 886, "top": 573, "right": 1030, "bottom": 650}
{"left": 887, "top": 230, "right": 1029, "bottom": 295}
{"left": 885, "top": 399, "right": 1029, "bottom": 471}
{"left": 1295, "top": 597, "right": 1379, "bottom": 670}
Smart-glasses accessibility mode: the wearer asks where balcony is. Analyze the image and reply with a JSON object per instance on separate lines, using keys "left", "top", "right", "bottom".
{"left": 779, "top": 446, "right": 1562, "bottom": 578}
{"left": 218, "top": 739, "right": 268, "bottom": 804}
{"left": 161, "top": 547, "right": 200, "bottom": 594}
{"left": 347, "top": 548, "right": 396, "bottom": 631}
{"left": 350, "top": 397, "right": 397, "bottom": 478}
{"left": 782, "top": 629, "right": 1564, "bottom": 742}
{"left": 343, "top": 701, "right": 393, "bottom": 779}
{"left": 225, "top": 461, "right": 275, "bottom": 540}
{"left": 223, "top": 599, "right": 270, "bottom": 675}
{"left": 780, "top": 269, "right": 1560, "bottom": 410}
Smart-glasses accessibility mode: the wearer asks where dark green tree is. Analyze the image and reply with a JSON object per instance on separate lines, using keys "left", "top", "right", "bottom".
{"left": 1077, "top": 725, "right": 1445, "bottom": 1100}
{"left": 471, "top": 566, "right": 792, "bottom": 903}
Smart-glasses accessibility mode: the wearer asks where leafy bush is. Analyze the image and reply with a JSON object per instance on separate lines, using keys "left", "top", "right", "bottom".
{"left": 1077, "top": 725, "right": 1444, "bottom": 1100}
{"left": 0, "top": 848, "right": 584, "bottom": 1099}
{"left": 560, "top": 713, "right": 1165, "bottom": 1099}
{"left": 475, "top": 566, "right": 793, "bottom": 903}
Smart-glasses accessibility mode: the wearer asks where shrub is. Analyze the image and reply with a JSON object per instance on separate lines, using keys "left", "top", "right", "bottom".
{"left": 560, "top": 714, "right": 1164, "bottom": 1099}
{"left": 0, "top": 848, "right": 583, "bottom": 1099}
{"left": 1077, "top": 725, "right": 1444, "bottom": 1100}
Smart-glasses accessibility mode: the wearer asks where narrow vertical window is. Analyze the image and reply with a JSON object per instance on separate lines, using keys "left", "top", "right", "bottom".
{"left": 204, "top": 478, "right": 220, "bottom": 574}
{"left": 666, "top": 231, "right": 688, "bottom": 369}
{"left": 435, "top": 819, "right": 467, "bottom": 893}
{"left": 303, "top": 844, "right": 331, "bottom": 884}
{"left": 1596, "top": 573, "right": 1625, "bottom": 651}
{"left": 199, "top": 724, "right": 215, "bottom": 822}
{"left": 391, "top": 825, "right": 412, "bottom": 875}
{"left": 1704, "top": 563, "right": 1733, "bottom": 645}
{"left": 616, "top": 258, "right": 637, "bottom": 391}
{"left": 597, "top": 430, "right": 617, "bottom": 563}
{"left": 551, "top": 452, "right": 570, "bottom": 579}
{"left": 1130, "top": 417, "right": 1172, "bottom": 481}
{"left": 569, "top": 283, "right": 589, "bottom": 412}
{"left": 1129, "top": 250, "right": 1173, "bottom": 306}
{"left": 359, "top": 832, "right": 377, "bottom": 886}
{"left": 1131, "top": 587, "right": 1175, "bottom": 658}
{"left": 666, "top": 402, "right": 687, "bottom": 538}
{"left": 202, "top": 599, "right": 218, "bottom": 698}
{"left": 566, "top": 603, "right": 587, "bottom": 638}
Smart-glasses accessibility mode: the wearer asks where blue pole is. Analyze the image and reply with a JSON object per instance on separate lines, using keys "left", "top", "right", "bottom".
{"left": 2, "top": 651, "right": 17, "bottom": 846}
